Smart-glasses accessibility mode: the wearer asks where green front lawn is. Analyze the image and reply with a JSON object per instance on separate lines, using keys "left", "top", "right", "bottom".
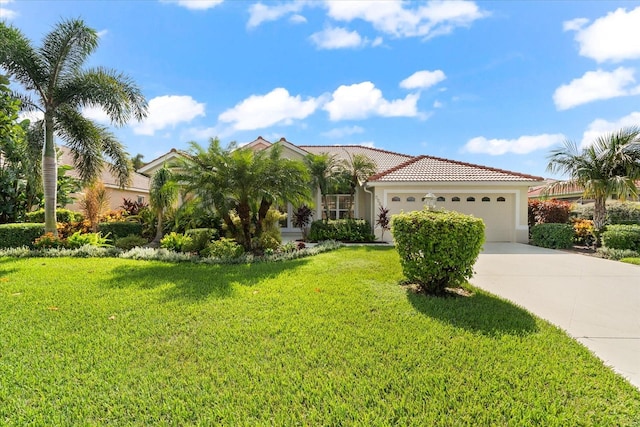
{"left": 1, "top": 247, "right": 638, "bottom": 425}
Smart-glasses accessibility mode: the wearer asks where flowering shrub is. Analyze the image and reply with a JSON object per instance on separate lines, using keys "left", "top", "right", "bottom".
{"left": 572, "top": 219, "right": 595, "bottom": 246}
{"left": 33, "top": 233, "right": 66, "bottom": 249}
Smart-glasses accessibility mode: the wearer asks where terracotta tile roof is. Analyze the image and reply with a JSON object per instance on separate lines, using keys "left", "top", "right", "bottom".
{"left": 58, "top": 146, "right": 150, "bottom": 191}
{"left": 298, "top": 145, "right": 413, "bottom": 174}
{"left": 369, "top": 155, "right": 544, "bottom": 183}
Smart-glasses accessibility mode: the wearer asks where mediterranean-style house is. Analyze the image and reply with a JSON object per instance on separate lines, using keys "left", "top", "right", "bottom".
{"left": 58, "top": 146, "right": 150, "bottom": 212}
{"left": 139, "top": 137, "right": 544, "bottom": 243}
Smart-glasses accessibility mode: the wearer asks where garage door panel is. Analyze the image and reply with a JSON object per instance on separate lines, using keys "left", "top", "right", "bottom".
{"left": 387, "top": 193, "right": 514, "bottom": 242}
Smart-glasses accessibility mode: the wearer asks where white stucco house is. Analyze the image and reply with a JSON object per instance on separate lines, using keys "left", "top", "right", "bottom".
{"left": 139, "top": 137, "right": 544, "bottom": 243}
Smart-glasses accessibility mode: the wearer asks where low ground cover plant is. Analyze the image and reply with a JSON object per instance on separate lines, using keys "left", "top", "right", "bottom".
{"left": 0, "top": 247, "right": 638, "bottom": 424}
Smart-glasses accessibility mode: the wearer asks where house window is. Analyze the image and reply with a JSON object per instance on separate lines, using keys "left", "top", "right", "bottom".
{"left": 452, "top": 197, "right": 460, "bottom": 202}
{"left": 467, "top": 197, "right": 475, "bottom": 202}
{"left": 437, "top": 196, "right": 445, "bottom": 202}
{"left": 391, "top": 196, "right": 401, "bottom": 202}
{"left": 407, "top": 196, "right": 416, "bottom": 202}
{"left": 482, "top": 197, "right": 490, "bottom": 202}
{"left": 323, "top": 195, "right": 352, "bottom": 220}
{"left": 137, "top": 196, "right": 145, "bottom": 204}
{"left": 497, "top": 197, "right": 506, "bottom": 202}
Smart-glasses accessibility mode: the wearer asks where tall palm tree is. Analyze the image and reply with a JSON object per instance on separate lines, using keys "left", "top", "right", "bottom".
{"left": 304, "top": 153, "right": 342, "bottom": 221}
{"left": 546, "top": 127, "right": 640, "bottom": 232}
{"left": 149, "top": 166, "right": 178, "bottom": 246}
{"left": 341, "top": 152, "right": 377, "bottom": 218}
{"left": 0, "top": 19, "right": 147, "bottom": 235}
{"left": 173, "top": 138, "right": 311, "bottom": 251}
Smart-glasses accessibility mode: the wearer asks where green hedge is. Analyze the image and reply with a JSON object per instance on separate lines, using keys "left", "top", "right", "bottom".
{"left": 391, "top": 209, "right": 485, "bottom": 294}
{"left": 0, "top": 223, "right": 45, "bottom": 248}
{"left": 97, "top": 221, "right": 143, "bottom": 239}
{"left": 308, "top": 219, "right": 375, "bottom": 242}
{"left": 530, "top": 223, "right": 574, "bottom": 249}
{"left": 601, "top": 225, "right": 640, "bottom": 251}
{"left": 25, "top": 208, "right": 83, "bottom": 223}
{"left": 572, "top": 202, "right": 640, "bottom": 225}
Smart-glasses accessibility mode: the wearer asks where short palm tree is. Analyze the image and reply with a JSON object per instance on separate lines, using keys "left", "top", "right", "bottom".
{"left": 546, "top": 127, "right": 640, "bottom": 232}
{"left": 342, "top": 152, "right": 377, "bottom": 218}
{"left": 149, "top": 166, "right": 178, "bottom": 246}
{"left": 173, "top": 138, "right": 311, "bottom": 251}
{"left": 0, "top": 18, "right": 147, "bottom": 235}
{"left": 304, "top": 153, "right": 342, "bottom": 221}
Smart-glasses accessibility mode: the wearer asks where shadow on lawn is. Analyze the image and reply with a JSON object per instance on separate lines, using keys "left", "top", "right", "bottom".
{"left": 407, "top": 289, "right": 539, "bottom": 336}
{"left": 107, "top": 258, "right": 310, "bottom": 301}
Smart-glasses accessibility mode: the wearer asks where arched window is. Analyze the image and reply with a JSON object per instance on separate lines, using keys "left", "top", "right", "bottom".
{"left": 391, "top": 196, "right": 401, "bottom": 202}
{"left": 407, "top": 196, "right": 416, "bottom": 202}
{"left": 452, "top": 197, "right": 460, "bottom": 202}
{"left": 467, "top": 197, "right": 475, "bottom": 202}
{"left": 482, "top": 197, "right": 490, "bottom": 202}
{"left": 436, "top": 196, "right": 445, "bottom": 202}
{"left": 497, "top": 197, "right": 506, "bottom": 202}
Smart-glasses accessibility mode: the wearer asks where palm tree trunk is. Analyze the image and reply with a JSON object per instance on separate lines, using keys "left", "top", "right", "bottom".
{"left": 153, "top": 210, "right": 164, "bottom": 245}
{"left": 43, "top": 112, "right": 58, "bottom": 236}
{"left": 256, "top": 198, "right": 271, "bottom": 237}
{"left": 237, "top": 202, "right": 253, "bottom": 251}
{"left": 593, "top": 197, "right": 607, "bottom": 247}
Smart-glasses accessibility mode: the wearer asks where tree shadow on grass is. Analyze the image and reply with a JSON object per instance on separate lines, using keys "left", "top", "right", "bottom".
{"left": 406, "top": 287, "right": 539, "bottom": 336}
{"left": 106, "top": 258, "right": 310, "bottom": 301}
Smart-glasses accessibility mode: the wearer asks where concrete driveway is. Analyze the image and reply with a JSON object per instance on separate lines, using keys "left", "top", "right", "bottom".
{"left": 471, "top": 243, "right": 640, "bottom": 389}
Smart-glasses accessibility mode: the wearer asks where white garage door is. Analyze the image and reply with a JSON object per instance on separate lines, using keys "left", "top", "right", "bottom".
{"left": 387, "top": 193, "right": 514, "bottom": 242}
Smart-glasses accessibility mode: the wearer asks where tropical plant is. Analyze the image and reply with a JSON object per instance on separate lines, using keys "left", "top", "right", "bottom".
{"left": 130, "top": 153, "right": 145, "bottom": 170}
{"left": 341, "top": 152, "right": 377, "bottom": 217}
{"left": 79, "top": 180, "right": 110, "bottom": 232}
{"left": 376, "top": 203, "right": 391, "bottom": 241}
{"left": 173, "top": 138, "right": 311, "bottom": 251}
{"left": 546, "top": 128, "right": 640, "bottom": 233}
{"left": 292, "top": 205, "right": 313, "bottom": 241}
{"left": 120, "top": 197, "right": 148, "bottom": 216}
{"left": 149, "top": 166, "right": 178, "bottom": 246}
{"left": 0, "top": 18, "right": 147, "bottom": 235}
{"left": 0, "top": 75, "right": 41, "bottom": 223}
{"left": 304, "top": 153, "right": 343, "bottom": 221}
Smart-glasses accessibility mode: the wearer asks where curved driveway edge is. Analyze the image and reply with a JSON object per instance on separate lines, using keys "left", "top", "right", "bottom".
{"left": 471, "top": 243, "right": 640, "bottom": 390}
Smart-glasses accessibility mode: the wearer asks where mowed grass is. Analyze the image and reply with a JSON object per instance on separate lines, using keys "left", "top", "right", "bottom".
{"left": 1, "top": 247, "right": 639, "bottom": 425}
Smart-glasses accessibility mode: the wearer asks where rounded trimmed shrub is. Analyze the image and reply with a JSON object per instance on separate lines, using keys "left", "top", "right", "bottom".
{"left": 530, "top": 223, "right": 574, "bottom": 249}
{"left": 601, "top": 224, "right": 640, "bottom": 251}
{"left": 391, "top": 209, "right": 485, "bottom": 294}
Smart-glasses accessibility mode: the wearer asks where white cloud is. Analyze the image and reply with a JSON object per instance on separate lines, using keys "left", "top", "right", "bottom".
{"left": 324, "top": 0, "right": 487, "bottom": 39}
{"left": 433, "top": 100, "right": 443, "bottom": 108}
{"left": 322, "top": 125, "right": 365, "bottom": 139}
{"left": 218, "top": 88, "right": 319, "bottom": 131}
{"left": 0, "top": 0, "right": 17, "bottom": 19}
{"left": 400, "top": 70, "right": 446, "bottom": 90}
{"left": 463, "top": 133, "right": 565, "bottom": 155}
{"left": 323, "top": 81, "right": 420, "bottom": 121}
{"left": 247, "top": 1, "right": 307, "bottom": 28}
{"left": 82, "top": 106, "right": 111, "bottom": 124}
{"left": 133, "top": 95, "right": 206, "bottom": 136}
{"left": 310, "top": 27, "right": 365, "bottom": 49}
{"left": 356, "top": 141, "right": 375, "bottom": 148}
{"left": 96, "top": 29, "right": 108, "bottom": 38}
{"left": 18, "top": 110, "right": 44, "bottom": 123}
{"left": 289, "top": 14, "right": 307, "bottom": 24}
{"left": 562, "top": 17, "right": 588, "bottom": 32}
{"left": 564, "top": 7, "right": 640, "bottom": 63}
{"left": 580, "top": 111, "right": 640, "bottom": 148}
{"left": 163, "top": 0, "right": 223, "bottom": 10}
{"left": 553, "top": 67, "right": 640, "bottom": 110}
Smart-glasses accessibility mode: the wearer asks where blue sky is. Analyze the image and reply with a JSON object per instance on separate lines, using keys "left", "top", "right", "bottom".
{"left": 4, "top": 0, "right": 640, "bottom": 178}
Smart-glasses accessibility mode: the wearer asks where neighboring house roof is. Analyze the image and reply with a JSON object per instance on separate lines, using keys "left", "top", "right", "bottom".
{"left": 299, "top": 145, "right": 414, "bottom": 175}
{"left": 368, "top": 155, "right": 544, "bottom": 183}
{"left": 136, "top": 148, "right": 187, "bottom": 177}
{"left": 58, "top": 146, "right": 149, "bottom": 191}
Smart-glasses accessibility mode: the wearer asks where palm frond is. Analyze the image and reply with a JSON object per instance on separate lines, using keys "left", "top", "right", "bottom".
{"left": 55, "top": 66, "right": 147, "bottom": 124}
{"left": 39, "top": 18, "right": 98, "bottom": 87}
{"left": 0, "top": 22, "right": 47, "bottom": 96}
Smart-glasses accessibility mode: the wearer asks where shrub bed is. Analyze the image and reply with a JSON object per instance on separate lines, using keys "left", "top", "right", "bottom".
{"left": 0, "top": 223, "right": 45, "bottom": 248}
{"left": 98, "top": 221, "right": 143, "bottom": 239}
{"left": 601, "top": 224, "right": 640, "bottom": 251}
{"left": 25, "top": 208, "right": 83, "bottom": 223}
{"left": 530, "top": 223, "right": 574, "bottom": 249}
{"left": 528, "top": 199, "right": 572, "bottom": 227}
{"left": 308, "top": 219, "right": 375, "bottom": 242}
{"left": 391, "top": 209, "right": 484, "bottom": 294}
